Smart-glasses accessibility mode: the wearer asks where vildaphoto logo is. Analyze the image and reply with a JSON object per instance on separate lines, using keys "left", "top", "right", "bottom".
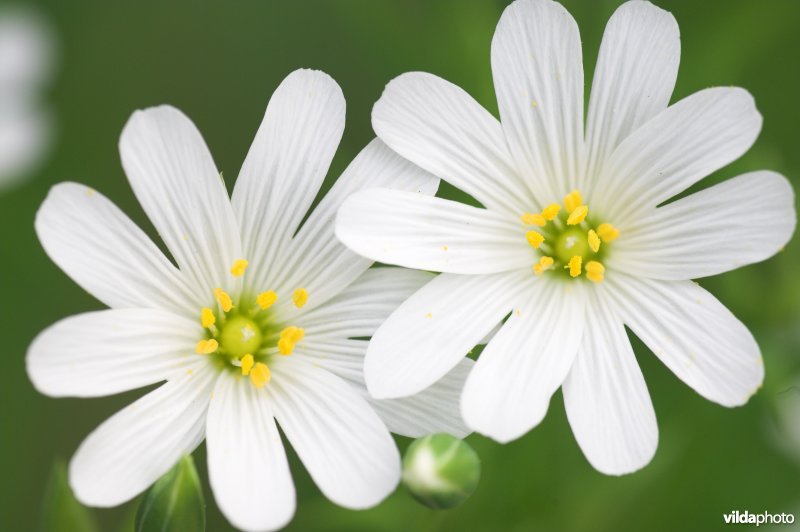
{"left": 723, "top": 510, "right": 795, "bottom": 526}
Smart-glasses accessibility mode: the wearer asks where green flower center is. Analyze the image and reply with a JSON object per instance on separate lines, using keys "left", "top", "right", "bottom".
{"left": 218, "top": 315, "right": 263, "bottom": 359}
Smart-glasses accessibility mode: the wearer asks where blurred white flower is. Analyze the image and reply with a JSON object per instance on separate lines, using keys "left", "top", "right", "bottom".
{"left": 0, "top": 6, "right": 53, "bottom": 189}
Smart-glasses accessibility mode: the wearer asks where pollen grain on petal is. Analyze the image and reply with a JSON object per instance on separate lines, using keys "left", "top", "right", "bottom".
{"left": 292, "top": 288, "right": 309, "bottom": 308}
{"left": 214, "top": 288, "right": 234, "bottom": 312}
{"left": 195, "top": 338, "right": 219, "bottom": 355}
{"left": 567, "top": 255, "right": 582, "bottom": 278}
{"left": 200, "top": 307, "right": 216, "bottom": 328}
{"left": 257, "top": 290, "right": 278, "bottom": 310}
{"left": 564, "top": 190, "right": 582, "bottom": 214}
{"left": 587, "top": 229, "right": 600, "bottom": 253}
{"left": 230, "top": 259, "right": 249, "bottom": 277}
{"left": 525, "top": 230, "right": 545, "bottom": 249}
{"left": 241, "top": 354, "right": 254, "bottom": 376}
{"left": 597, "top": 223, "right": 620, "bottom": 242}
{"left": 585, "top": 260, "right": 605, "bottom": 283}
{"left": 249, "top": 362, "right": 271, "bottom": 388}
{"left": 566, "top": 205, "right": 588, "bottom": 225}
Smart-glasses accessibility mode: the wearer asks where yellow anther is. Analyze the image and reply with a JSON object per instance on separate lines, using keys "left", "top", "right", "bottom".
{"left": 564, "top": 190, "right": 583, "bottom": 214}
{"left": 292, "top": 288, "right": 309, "bottom": 308}
{"left": 249, "top": 362, "right": 271, "bottom": 388}
{"left": 533, "top": 255, "right": 554, "bottom": 276}
{"left": 240, "top": 354, "right": 254, "bottom": 376}
{"left": 214, "top": 288, "right": 234, "bottom": 312}
{"left": 542, "top": 203, "right": 561, "bottom": 221}
{"left": 567, "top": 255, "right": 582, "bottom": 278}
{"left": 230, "top": 259, "right": 249, "bottom": 277}
{"left": 200, "top": 308, "right": 216, "bottom": 328}
{"left": 521, "top": 212, "right": 546, "bottom": 226}
{"left": 195, "top": 338, "right": 219, "bottom": 355}
{"left": 525, "top": 230, "right": 545, "bottom": 249}
{"left": 566, "top": 205, "right": 588, "bottom": 225}
{"left": 256, "top": 290, "right": 278, "bottom": 310}
{"left": 597, "top": 223, "right": 620, "bottom": 242}
{"left": 587, "top": 229, "right": 601, "bottom": 253}
{"left": 585, "top": 261, "right": 605, "bottom": 283}
{"left": 277, "top": 326, "right": 305, "bottom": 355}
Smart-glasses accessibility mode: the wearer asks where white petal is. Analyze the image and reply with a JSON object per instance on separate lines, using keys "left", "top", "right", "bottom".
{"left": 232, "top": 69, "right": 345, "bottom": 293}
{"left": 461, "top": 279, "right": 586, "bottom": 443}
{"left": 609, "top": 171, "right": 796, "bottom": 280}
{"left": 372, "top": 71, "right": 536, "bottom": 214}
{"left": 365, "top": 270, "right": 528, "bottom": 399}
{"left": 593, "top": 88, "right": 762, "bottom": 226}
{"left": 562, "top": 289, "right": 658, "bottom": 475}
{"left": 69, "top": 367, "right": 215, "bottom": 507}
{"left": 35, "top": 183, "right": 200, "bottom": 314}
{"left": 371, "top": 359, "right": 473, "bottom": 439}
{"left": 296, "top": 267, "right": 434, "bottom": 338}
{"left": 584, "top": 0, "right": 679, "bottom": 190}
{"left": 207, "top": 372, "right": 294, "bottom": 532}
{"left": 491, "top": 0, "right": 584, "bottom": 202}
{"left": 119, "top": 105, "right": 241, "bottom": 300}
{"left": 336, "top": 188, "right": 533, "bottom": 274}
{"left": 295, "top": 338, "right": 472, "bottom": 439}
{"left": 268, "top": 359, "right": 400, "bottom": 509}
{"left": 267, "top": 139, "right": 438, "bottom": 312}
{"left": 605, "top": 273, "right": 764, "bottom": 407}
{"left": 27, "top": 309, "right": 200, "bottom": 398}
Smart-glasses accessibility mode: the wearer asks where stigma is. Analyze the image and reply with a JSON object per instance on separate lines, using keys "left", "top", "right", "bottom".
{"left": 520, "top": 189, "right": 619, "bottom": 284}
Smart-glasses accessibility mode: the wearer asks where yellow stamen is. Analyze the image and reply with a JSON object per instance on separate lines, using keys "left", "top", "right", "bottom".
{"left": 597, "top": 223, "right": 620, "bottom": 242}
{"left": 521, "top": 212, "right": 546, "bottom": 226}
{"left": 214, "top": 288, "right": 234, "bottom": 312}
{"left": 240, "top": 354, "right": 254, "bottom": 376}
{"left": 525, "top": 230, "right": 545, "bottom": 249}
{"left": 256, "top": 290, "right": 278, "bottom": 310}
{"left": 249, "top": 362, "right": 271, "bottom": 388}
{"left": 277, "top": 326, "right": 305, "bottom": 355}
{"left": 230, "top": 259, "right": 249, "bottom": 277}
{"left": 567, "top": 255, "right": 582, "bottom": 278}
{"left": 542, "top": 203, "right": 561, "bottom": 221}
{"left": 533, "top": 255, "right": 554, "bottom": 276}
{"left": 195, "top": 338, "right": 219, "bottom": 355}
{"left": 292, "top": 288, "right": 309, "bottom": 308}
{"left": 585, "top": 261, "right": 605, "bottom": 283}
{"left": 564, "top": 190, "right": 583, "bottom": 214}
{"left": 587, "top": 229, "right": 601, "bottom": 253}
{"left": 566, "top": 205, "right": 588, "bottom": 225}
{"left": 200, "top": 308, "right": 216, "bottom": 328}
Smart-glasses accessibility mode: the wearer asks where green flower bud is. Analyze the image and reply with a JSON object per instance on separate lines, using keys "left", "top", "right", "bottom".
{"left": 402, "top": 433, "right": 481, "bottom": 509}
{"left": 135, "top": 455, "right": 206, "bottom": 532}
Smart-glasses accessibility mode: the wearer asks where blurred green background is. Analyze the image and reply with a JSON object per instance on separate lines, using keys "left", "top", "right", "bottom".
{"left": 2, "top": 0, "right": 800, "bottom": 530}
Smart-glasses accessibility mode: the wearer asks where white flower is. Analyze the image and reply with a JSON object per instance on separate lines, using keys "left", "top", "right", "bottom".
{"left": 28, "top": 69, "right": 471, "bottom": 531}
{"left": 0, "top": 6, "right": 53, "bottom": 189}
{"left": 336, "top": 0, "right": 796, "bottom": 475}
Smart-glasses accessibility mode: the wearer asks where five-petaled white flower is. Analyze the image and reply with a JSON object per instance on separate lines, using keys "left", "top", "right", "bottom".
{"left": 28, "top": 69, "right": 471, "bottom": 531}
{"left": 0, "top": 6, "right": 53, "bottom": 189}
{"left": 336, "top": 0, "right": 796, "bottom": 474}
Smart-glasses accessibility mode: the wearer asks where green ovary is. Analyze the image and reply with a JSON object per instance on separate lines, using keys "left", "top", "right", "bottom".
{"left": 218, "top": 315, "right": 263, "bottom": 359}
{"left": 553, "top": 227, "right": 590, "bottom": 265}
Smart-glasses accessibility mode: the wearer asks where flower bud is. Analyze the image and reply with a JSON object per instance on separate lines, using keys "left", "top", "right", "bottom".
{"left": 402, "top": 433, "right": 481, "bottom": 509}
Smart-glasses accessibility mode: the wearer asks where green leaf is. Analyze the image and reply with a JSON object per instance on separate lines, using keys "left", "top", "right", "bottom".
{"left": 135, "top": 455, "right": 206, "bottom": 532}
{"left": 39, "top": 460, "right": 99, "bottom": 532}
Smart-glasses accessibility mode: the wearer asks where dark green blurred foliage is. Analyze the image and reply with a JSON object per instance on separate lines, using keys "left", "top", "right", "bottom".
{"left": 2, "top": 1, "right": 800, "bottom": 531}
{"left": 38, "top": 461, "right": 99, "bottom": 532}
